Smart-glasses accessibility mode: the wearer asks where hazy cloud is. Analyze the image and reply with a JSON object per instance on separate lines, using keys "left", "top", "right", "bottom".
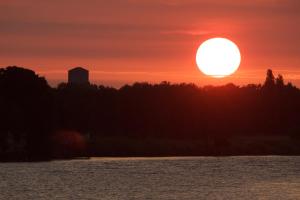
{"left": 0, "top": 0, "right": 299, "bottom": 85}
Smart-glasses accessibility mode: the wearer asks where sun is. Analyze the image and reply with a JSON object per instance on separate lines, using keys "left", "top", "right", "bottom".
{"left": 196, "top": 38, "right": 241, "bottom": 78}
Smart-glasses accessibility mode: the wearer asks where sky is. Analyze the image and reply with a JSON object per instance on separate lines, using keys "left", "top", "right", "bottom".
{"left": 1, "top": 0, "right": 300, "bottom": 87}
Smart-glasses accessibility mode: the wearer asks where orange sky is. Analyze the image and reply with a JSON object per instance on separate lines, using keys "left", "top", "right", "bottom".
{"left": 1, "top": 0, "right": 300, "bottom": 87}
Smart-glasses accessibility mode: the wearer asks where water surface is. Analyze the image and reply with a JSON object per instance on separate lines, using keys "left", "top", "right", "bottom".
{"left": 0, "top": 156, "right": 299, "bottom": 199}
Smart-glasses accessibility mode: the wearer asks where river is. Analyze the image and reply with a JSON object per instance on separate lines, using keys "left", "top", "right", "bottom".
{"left": 0, "top": 156, "right": 299, "bottom": 199}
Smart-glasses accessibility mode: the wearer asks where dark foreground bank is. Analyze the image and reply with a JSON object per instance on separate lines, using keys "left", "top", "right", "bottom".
{"left": 1, "top": 134, "right": 300, "bottom": 162}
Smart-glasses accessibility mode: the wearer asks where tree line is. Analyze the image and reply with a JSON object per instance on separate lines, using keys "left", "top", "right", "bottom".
{"left": 0, "top": 66, "right": 300, "bottom": 161}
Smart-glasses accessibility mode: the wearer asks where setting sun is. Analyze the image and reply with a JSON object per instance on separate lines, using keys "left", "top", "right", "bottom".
{"left": 196, "top": 38, "right": 241, "bottom": 78}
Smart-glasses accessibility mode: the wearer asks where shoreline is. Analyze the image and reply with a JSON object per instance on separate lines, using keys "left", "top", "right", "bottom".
{"left": 1, "top": 154, "right": 300, "bottom": 163}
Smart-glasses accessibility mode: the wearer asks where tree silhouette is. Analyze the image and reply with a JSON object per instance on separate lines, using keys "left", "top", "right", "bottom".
{"left": 275, "top": 74, "right": 284, "bottom": 87}
{"left": 0, "top": 66, "right": 52, "bottom": 160}
{"left": 1, "top": 66, "right": 300, "bottom": 160}
{"left": 264, "top": 69, "right": 275, "bottom": 88}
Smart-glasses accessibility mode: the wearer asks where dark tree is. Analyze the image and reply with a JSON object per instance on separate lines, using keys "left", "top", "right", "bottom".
{"left": 0, "top": 66, "right": 52, "bottom": 160}
{"left": 275, "top": 74, "right": 284, "bottom": 87}
{"left": 264, "top": 69, "right": 275, "bottom": 88}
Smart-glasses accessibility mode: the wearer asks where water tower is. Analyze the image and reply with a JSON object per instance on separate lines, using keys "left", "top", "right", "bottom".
{"left": 68, "top": 67, "right": 89, "bottom": 85}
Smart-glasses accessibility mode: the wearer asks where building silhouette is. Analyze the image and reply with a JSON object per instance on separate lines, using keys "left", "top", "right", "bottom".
{"left": 68, "top": 67, "right": 89, "bottom": 85}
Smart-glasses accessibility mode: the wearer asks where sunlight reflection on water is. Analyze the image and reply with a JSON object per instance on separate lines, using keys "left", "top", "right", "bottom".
{"left": 0, "top": 156, "right": 299, "bottom": 200}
